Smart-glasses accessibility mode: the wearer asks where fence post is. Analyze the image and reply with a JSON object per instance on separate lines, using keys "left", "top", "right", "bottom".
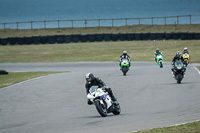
{"left": 98, "top": 19, "right": 100, "bottom": 28}
{"left": 17, "top": 22, "right": 19, "bottom": 31}
{"left": 58, "top": 20, "right": 60, "bottom": 28}
{"left": 190, "top": 15, "right": 191, "bottom": 25}
{"left": 152, "top": 17, "right": 154, "bottom": 25}
{"left": 112, "top": 19, "right": 114, "bottom": 27}
{"left": 44, "top": 21, "right": 46, "bottom": 29}
{"left": 138, "top": 18, "right": 140, "bottom": 25}
{"left": 84, "top": 19, "right": 87, "bottom": 28}
{"left": 125, "top": 18, "right": 127, "bottom": 26}
{"left": 177, "top": 16, "right": 179, "bottom": 24}
{"left": 3, "top": 23, "right": 6, "bottom": 32}
{"left": 31, "top": 21, "right": 33, "bottom": 30}
{"left": 164, "top": 17, "right": 166, "bottom": 25}
{"left": 71, "top": 20, "right": 73, "bottom": 29}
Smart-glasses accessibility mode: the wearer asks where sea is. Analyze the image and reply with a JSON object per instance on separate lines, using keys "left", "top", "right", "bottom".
{"left": 0, "top": 0, "right": 200, "bottom": 29}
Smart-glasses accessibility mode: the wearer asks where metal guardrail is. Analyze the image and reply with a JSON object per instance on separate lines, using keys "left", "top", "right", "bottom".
{"left": 0, "top": 15, "right": 200, "bottom": 31}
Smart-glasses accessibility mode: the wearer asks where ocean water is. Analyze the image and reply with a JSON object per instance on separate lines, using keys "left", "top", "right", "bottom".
{"left": 0, "top": 0, "right": 200, "bottom": 29}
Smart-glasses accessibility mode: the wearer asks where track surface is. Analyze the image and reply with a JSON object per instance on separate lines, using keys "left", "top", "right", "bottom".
{"left": 0, "top": 62, "right": 200, "bottom": 133}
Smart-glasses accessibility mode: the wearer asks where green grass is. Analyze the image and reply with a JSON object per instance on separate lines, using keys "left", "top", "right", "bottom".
{"left": 0, "top": 71, "right": 66, "bottom": 88}
{"left": 1, "top": 24, "right": 200, "bottom": 38}
{"left": 132, "top": 121, "right": 200, "bottom": 133}
{"left": 0, "top": 40, "right": 200, "bottom": 63}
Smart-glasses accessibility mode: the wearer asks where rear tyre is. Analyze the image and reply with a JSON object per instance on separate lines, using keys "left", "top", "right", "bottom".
{"left": 95, "top": 100, "right": 107, "bottom": 117}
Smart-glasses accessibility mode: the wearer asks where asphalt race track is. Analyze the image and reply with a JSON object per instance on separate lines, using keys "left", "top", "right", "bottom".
{"left": 0, "top": 62, "right": 200, "bottom": 133}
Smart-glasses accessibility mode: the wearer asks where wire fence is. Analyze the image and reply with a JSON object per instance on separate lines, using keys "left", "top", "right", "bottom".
{"left": 0, "top": 15, "right": 200, "bottom": 31}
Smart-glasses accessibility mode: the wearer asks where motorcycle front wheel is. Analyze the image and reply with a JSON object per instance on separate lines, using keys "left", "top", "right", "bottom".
{"left": 95, "top": 100, "right": 108, "bottom": 117}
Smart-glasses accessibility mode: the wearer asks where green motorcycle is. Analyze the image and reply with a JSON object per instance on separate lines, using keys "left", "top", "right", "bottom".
{"left": 120, "top": 58, "right": 130, "bottom": 76}
{"left": 155, "top": 54, "right": 164, "bottom": 68}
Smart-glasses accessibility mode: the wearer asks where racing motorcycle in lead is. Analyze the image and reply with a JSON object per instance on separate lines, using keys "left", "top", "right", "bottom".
{"left": 155, "top": 54, "right": 164, "bottom": 68}
{"left": 87, "top": 86, "right": 121, "bottom": 117}
{"left": 120, "top": 58, "right": 130, "bottom": 76}
{"left": 173, "top": 61, "right": 186, "bottom": 84}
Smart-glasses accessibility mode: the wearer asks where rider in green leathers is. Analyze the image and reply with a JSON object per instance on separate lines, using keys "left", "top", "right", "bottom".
{"left": 154, "top": 48, "right": 163, "bottom": 62}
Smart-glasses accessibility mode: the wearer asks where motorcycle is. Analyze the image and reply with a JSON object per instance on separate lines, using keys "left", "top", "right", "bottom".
{"left": 155, "top": 54, "right": 164, "bottom": 68}
{"left": 182, "top": 53, "right": 190, "bottom": 67}
{"left": 173, "top": 61, "right": 186, "bottom": 84}
{"left": 87, "top": 86, "right": 121, "bottom": 117}
{"left": 120, "top": 58, "right": 130, "bottom": 76}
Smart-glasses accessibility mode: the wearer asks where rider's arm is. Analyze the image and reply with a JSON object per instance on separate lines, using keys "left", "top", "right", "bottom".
{"left": 85, "top": 83, "right": 90, "bottom": 94}
{"left": 96, "top": 77, "right": 106, "bottom": 88}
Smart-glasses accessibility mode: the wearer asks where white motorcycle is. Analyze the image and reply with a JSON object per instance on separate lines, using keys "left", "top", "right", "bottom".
{"left": 87, "top": 86, "right": 121, "bottom": 117}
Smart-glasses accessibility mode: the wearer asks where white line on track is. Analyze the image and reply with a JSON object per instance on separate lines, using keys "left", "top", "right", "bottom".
{"left": 193, "top": 66, "right": 200, "bottom": 75}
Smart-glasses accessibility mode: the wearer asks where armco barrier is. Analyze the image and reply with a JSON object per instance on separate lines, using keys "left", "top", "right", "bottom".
{"left": 56, "top": 35, "right": 65, "bottom": 43}
{"left": 194, "top": 33, "right": 200, "bottom": 39}
{"left": 72, "top": 34, "right": 80, "bottom": 42}
{"left": 112, "top": 34, "right": 119, "bottom": 41}
{"left": 80, "top": 35, "right": 88, "bottom": 42}
{"left": 173, "top": 32, "right": 180, "bottom": 39}
{"left": 1, "top": 32, "right": 200, "bottom": 45}
{"left": 8, "top": 37, "right": 17, "bottom": 45}
{"left": 48, "top": 35, "right": 56, "bottom": 44}
{"left": 188, "top": 33, "right": 194, "bottom": 40}
{"left": 17, "top": 37, "right": 25, "bottom": 45}
{"left": 135, "top": 33, "right": 142, "bottom": 40}
{"left": 25, "top": 37, "right": 33, "bottom": 44}
{"left": 96, "top": 34, "right": 104, "bottom": 42}
{"left": 64, "top": 35, "right": 72, "bottom": 43}
{"left": 104, "top": 34, "right": 112, "bottom": 41}
{"left": 119, "top": 33, "right": 127, "bottom": 41}
{"left": 88, "top": 34, "right": 96, "bottom": 42}
{"left": 32, "top": 36, "right": 40, "bottom": 44}
{"left": 127, "top": 33, "right": 135, "bottom": 41}
{"left": 40, "top": 36, "right": 48, "bottom": 44}
{"left": 142, "top": 33, "right": 150, "bottom": 40}
{"left": 165, "top": 33, "right": 173, "bottom": 40}
{"left": 157, "top": 33, "right": 165, "bottom": 40}
{"left": 180, "top": 33, "right": 188, "bottom": 40}
{"left": 149, "top": 33, "right": 156, "bottom": 40}
{"left": 0, "top": 38, "right": 8, "bottom": 45}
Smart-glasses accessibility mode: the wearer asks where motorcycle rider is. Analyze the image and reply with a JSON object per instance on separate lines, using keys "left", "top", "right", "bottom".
{"left": 154, "top": 48, "right": 163, "bottom": 62}
{"left": 85, "top": 73, "right": 118, "bottom": 105}
{"left": 119, "top": 51, "right": 131, "bottom": 68}
{"left": 171, "top": 51, "right": 185, "bottom": 78}
{"left": 182, "top": 47, "right": 190, "bottom": 56}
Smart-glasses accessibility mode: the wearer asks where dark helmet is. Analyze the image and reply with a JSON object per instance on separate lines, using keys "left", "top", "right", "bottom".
{"left": 156, "top": 48, "right": 160, "bottom": 53}
{"left": 176, "top": 51, "right": 181, "bottom": 57}
{"left": 85, "top": 73, "right": 94, "bottom": 84}
{"left": 123, "top": 51, "right": 127, "bottom": 55}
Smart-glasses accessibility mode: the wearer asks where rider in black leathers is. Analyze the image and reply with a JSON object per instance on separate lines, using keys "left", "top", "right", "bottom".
{"left": 171, "top": 51, "right": 185, "bottom": 77}
{"left": 85, "top": 73, "right": 118, "bottom": 105}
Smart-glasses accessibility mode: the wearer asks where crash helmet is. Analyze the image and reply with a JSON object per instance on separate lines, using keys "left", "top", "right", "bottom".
{"left": 176, "top": 51, "right": 181, "bottom": 57}
{"left": 156, "top": 48, "right": 160, "bottom": 53}
{"left": 123, "top": 51, "right": 127, "bottom": 55}
{"left": 85, "top": 73, "right": 94, "bottom": 84}
{"left": 184, "top": 47, "right": 188, "bottom": 51}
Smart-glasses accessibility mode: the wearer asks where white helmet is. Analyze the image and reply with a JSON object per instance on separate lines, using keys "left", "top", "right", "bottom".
{"left": 123, "top": 51, "right": 127, "bottom": 55}
{"left": 184, "top": 47, "right": 188, "bottom": 51}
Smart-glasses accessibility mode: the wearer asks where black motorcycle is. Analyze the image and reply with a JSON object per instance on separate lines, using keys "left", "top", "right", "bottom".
{"left": 174, "top": 61, "right": 186, "bottom": 84}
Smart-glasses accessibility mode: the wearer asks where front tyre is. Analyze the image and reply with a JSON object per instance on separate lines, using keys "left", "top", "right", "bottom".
{"left": 95, "top": 100, "right": 107, "bottom": 117}
{"left": 160, "top": 61, "right": 163, "bottom": 68}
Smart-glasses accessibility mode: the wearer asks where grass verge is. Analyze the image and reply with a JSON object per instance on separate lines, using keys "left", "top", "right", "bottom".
{"left": 132, "top": 121, "right": 200, "bottom": 133}
{"left": 0, "top": 71, "right": 67, "bottom": 88}
{"left": 0, "top": 40, "right": 200, "bottom": 63}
